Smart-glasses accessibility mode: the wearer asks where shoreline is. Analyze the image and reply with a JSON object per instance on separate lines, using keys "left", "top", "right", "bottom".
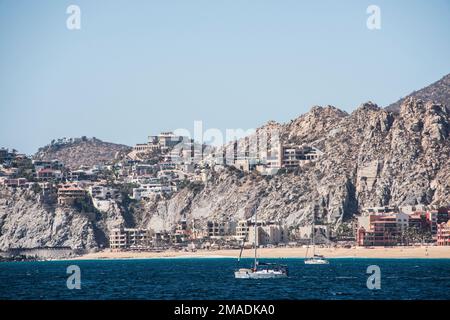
{"left": 68, "top": 246, "right": 450, "bottom": 261}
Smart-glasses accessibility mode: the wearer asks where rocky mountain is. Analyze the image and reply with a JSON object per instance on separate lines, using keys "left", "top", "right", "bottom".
{"left": 1, "top": 77, "right": 449, "bottom": 251}
{"left": 386, "top": 73, "right": 450, "bottom": 113}
{"left": 34, "top": 137, "right": 131, "bottom": 169}
{"left": 141, "top": 98, "right": 449, "bottom": 233}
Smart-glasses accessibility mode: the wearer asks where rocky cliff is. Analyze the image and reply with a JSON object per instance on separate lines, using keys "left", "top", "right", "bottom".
{"left": 140, "top": 98, "right": 449, "bottom": 233}
{"left": 1, "top": 93, "right": 449, "bottom": 250}
{"left": 0, "top": 187, "right": 125, "bottom": 251}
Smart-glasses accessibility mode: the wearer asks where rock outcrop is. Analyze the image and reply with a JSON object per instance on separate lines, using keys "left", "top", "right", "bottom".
{"left": 139, "top": 98, "right": 449, "bottom": 233}
{"left": 0, "top": 188, "right": 92, "bottom": 250}
{"left": 0, "top": 188, "right": 115, "bottom": 251}
{"left": 386, "top": 73, "right": 450, "bottom": 113}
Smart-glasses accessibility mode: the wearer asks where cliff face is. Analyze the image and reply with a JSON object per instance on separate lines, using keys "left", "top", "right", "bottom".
{"left": 0, "top": 188, "right": 126, "bottom": 251}
{"left": 0, "top": 98, "right": 449, "bottom": 249}
{"left": 138, "top": 98, "right": 449, "bottom": 232}
{"left": 0, "top": 188, "right": 96, "bottom": 250}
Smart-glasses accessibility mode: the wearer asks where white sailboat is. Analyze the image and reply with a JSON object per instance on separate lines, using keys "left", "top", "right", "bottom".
{"left": 234, "top": 208, "right": 288, "bottom": 279}
{"left": 304, "top": 213, "right": 329, "bottom": 265}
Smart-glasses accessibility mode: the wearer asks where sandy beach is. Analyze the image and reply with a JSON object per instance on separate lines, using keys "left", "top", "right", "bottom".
{"left": 71, "top": 246, "right": 450, "bottom": 260}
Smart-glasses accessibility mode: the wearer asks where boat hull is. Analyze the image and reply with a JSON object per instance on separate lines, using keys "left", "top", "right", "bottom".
{"left": 234, "top": 270, "right": 288, "bottom": 279}
{"left": 304, "top": 259, "right": 329, "bottom": 265}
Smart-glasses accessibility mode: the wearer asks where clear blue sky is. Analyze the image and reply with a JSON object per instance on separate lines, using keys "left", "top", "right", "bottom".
{"left": 1, "top": 0, "right": 449, "bottom": 154}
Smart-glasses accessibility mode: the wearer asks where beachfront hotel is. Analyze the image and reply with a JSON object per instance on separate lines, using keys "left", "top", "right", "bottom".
{"left": 437, "top": 221, "right": 450, "bottom": 246}
{"left": 356, "top": 207, "right": 450, "bottom": 246}
{"left": 356, "top": 213, "right": 407, "bottom": 246}
{"left": 246, "top": 221, "right": 288, "bottom": 246}
{"left": 109, "top": 228, "right": 153, "bottom": 251}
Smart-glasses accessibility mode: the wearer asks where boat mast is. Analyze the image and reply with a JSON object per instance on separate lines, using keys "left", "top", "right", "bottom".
{"left": 254, "top": 207, "right": 257, "bottom": 270}
{"left": 238, "top": 228, "right": 248, "bottom": 264}
{"left": 312, "top": 210, "right": 315, "bottom": 257}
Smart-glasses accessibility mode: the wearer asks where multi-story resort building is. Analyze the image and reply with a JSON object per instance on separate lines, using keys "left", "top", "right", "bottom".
{"left": 36, "top": 168, "right": 63, "bottom": 182}
{"left": 32, "top": 159, "right": 64, "bottom": 172}
{"left": 109, "top": 228, "right": 153, "bottom": 251}
{"left": 280, "top": 145, "right": 323, "bottom": 169}
{"left": 248, "top": 221, "right": 288, "bottom": 246}
{"left": 437, "top": 221, "right": 450, "bottom": 246}
{"left": 0, "top": 148, "right": 9, "bottom": 162}
{"left": 3, "top": 178, "right": 28, "bottom": 188}
{"left": 356, "top": 207, "right": 449, "bottom": 246}
{"left": 133, "top": 132, "right": 185, "bottom": 154}
{"left": 175, "top": 219, "right": 189, "bottom": 236}
{"left": 0, "top": 148, "right": 16, "bottom": 165}
{"left": 231, "top": 139, "right": 323, "bottom": 174}
{"left": 169, "top": 138, "right": 203, "bottom": 164}
{"left": 236, "top": 220, "right": 251, "bottom": 239}
{"left": 57, "top": 184, "right": 87, "bottom": 206}
{"left": 294, "top": 224, "right": 330, "bottom": 243}
{"left": 206, "top": 221, "right": 236, "bottom": 238}
{"left": 234, "top": 219, "right": 288, "bottom": 245}
{"left": 131, "top": 184, "right": 174, "bottom": 200}
{"left": 207, "top": 221, "right": 226, "bottom": 238}
{"left": 157, "top": 132, "right": 184, "bottom": 150}
{"left": 426, "top": 210, "right": 439, "bottom": 234}
{"left": 133, "top": 143, "right": 158, "bottom": 153}
{"left": 89, "top": 185, "right": 119, "bottom": 200}
{"left": 357, "top": 213, "right": 408, "bottom": 246}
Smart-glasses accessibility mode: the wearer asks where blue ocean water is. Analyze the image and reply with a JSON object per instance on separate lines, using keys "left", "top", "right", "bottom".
{"left": 1, "top": 258, "right": 450, "bottom": 300}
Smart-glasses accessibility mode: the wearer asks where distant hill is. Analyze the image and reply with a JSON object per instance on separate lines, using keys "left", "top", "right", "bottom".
{"left": 34, "top": 137, "right": 131, "bottom": 169}
{"left": 386, "top": 73, "right": 450, "bottom": 113}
